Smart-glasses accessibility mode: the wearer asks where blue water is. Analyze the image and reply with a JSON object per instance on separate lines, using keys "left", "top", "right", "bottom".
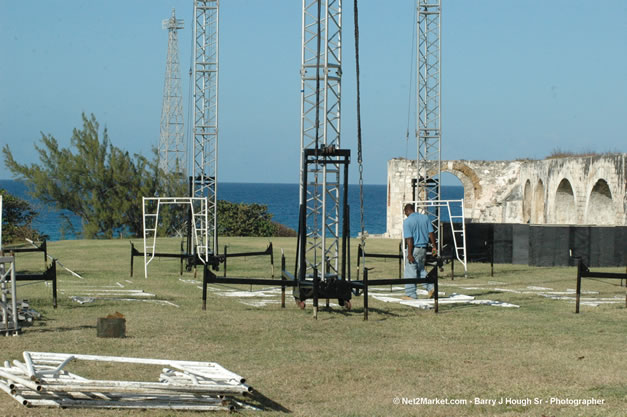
{"left": 1, "top": 180, "right": 463, "bottom": 240}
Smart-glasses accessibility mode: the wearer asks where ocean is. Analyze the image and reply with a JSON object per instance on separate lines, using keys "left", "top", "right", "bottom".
{"left": 1, "top": 180, "right": 463, "bottom": 240}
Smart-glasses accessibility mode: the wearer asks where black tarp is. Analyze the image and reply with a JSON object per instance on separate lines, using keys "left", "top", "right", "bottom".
{"left": 458, "top": 223, "right": 626, "bottom": 267}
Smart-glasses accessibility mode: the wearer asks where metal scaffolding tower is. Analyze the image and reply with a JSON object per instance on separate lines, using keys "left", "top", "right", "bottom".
{"left": 159, "top": 9, "right": 185, "bottom": 175}
{"left": 192, "top": 0, "right": 219, "bottom": 257}
{"left": 416, "top": 0, "right": 442, "bottom": 250}
{"left": 299, "top": 0, "right": 343, "bottom": 281}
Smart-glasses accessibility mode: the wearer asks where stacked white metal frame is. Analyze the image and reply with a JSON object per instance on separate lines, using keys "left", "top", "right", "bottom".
{"left": 0, "top": 352, "right": 252, "bottom": 411}
{"left": 299, "top": 0, "right": 342, "bottom": 280}
{"left": 0, "top": 256, "right": 19, "bottom": 335}
{"left": 400, "top": 200, "right": 468, "bottom": 274}
{"left": 416, "top": 0, "right": 442, "bottom": 250}
{"left": 142, "top": 197, "right": 208, "bottom": 278}
{"left": 158, "top": 9, "right": 186, "bottom": 175}
{"left": 192, "top": 0, "right": 219, "bottom": 258}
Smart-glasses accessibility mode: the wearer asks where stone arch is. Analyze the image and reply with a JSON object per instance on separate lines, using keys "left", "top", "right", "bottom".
{"left": 440, "top": 161, "right": 483, "bottom": 219}
{"left": 522, "top": 179, "right": 532, "bottom": 223}
{"left": 586, "top": 179, "right": 614, "bottom": 225}
{"left": 532, "top": 180, "right": 545, "bottom": 224}
{"left": 554, "top": 178, "right": 577, "bottom": 224}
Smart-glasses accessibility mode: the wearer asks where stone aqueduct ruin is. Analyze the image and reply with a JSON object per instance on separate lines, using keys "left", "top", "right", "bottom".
{"left": 385, "top": 154, "right": 627, "bottom": 238}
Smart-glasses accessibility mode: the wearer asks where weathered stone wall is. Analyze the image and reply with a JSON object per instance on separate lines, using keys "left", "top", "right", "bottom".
{"left": 385, "top": 154, "right": 627, "bottom": 238}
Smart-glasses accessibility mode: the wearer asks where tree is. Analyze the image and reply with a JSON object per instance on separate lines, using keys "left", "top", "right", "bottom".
{"left": 217, "top": 200, "right": 278, "bottom": 237}
{"left": 0, "top": 189, "right": 43, "bottom": 244}
{"left": 2, "top": 113, "right": 185, "bottom": 239}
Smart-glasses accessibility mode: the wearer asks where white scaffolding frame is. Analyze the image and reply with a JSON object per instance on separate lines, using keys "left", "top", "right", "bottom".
{"left": 401, "top": 199, "right": 467, "bottom": 274}
{"left": 0, "top": 255, "right": 19, "bottom": 335}
{"left": 142, "top": 197, "right": 208, "bottom": 278}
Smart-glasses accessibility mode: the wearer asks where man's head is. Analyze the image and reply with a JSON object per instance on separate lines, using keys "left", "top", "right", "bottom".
{"left": 404, "top": 203, "right": 415, "bottom": 217}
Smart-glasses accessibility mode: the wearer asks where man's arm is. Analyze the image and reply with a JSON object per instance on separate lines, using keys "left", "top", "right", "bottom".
{"left": 406, "top": 237, "right": 415, "bottom": 263}
{"left": 429, "top": 232, "right": 437, "bottom": 255}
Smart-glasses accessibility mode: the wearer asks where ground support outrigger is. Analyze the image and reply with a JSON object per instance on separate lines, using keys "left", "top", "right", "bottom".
{"left": 202, "top": 252, "right": 296, "bottom": 311}
{"left": 356, "top": 242, "right": 402, "bottom": 280}
{"left": 1, "top": 240, "right": 47, "bottom": 264}
{"left": 222, "top": 243, "right": 274, "bottom": 278}
{"left": 351, "top": 255, "right": 443, "bottom": 320}
{"left": 16, "top": 261, "right": 57, "bottom": 309}
{"left": 574, "top": 257, "right": 627, "bottom": 313}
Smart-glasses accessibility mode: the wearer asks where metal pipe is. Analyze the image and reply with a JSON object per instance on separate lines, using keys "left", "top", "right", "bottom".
{"left": 575, "top": 257, "right": 582, "bottom": 313}
{"left": 0, "top": 368, "right": 42, "bottom": 392}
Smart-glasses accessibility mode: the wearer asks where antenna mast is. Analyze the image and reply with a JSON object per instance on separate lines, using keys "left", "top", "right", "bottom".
{"left": 299, "top": 0, "right": 343, "bottom": 281}
{"left": 159, "top": 9, "right": 185, "bottom": 175}
{"left": 192, "top": 0, "right": 219, "bottom": 256}
{"left": 417, "top": 0, "right": 442, "bottom": 250}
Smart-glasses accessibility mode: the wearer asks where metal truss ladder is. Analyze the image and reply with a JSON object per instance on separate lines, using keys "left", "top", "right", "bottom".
{"left": 142, "top": 197, "right": 209, "bottom": 278}
{"left": 403, "top": 199, "right": 467, "bottom": 275}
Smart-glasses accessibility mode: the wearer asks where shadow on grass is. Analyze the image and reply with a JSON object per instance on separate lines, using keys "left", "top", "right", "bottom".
{"left": 249, "top": 389, "right": 292, "bottom": 413}
{"left": 434, "top": 303, "right": 484, "bottom": 314}
{"left": 27, "top": 324, "right": 97, "bottom": 333}
{"left": 465, "top": 290, "right": 512, "bottom": 297}
{"left": 316, "top": 305, "right": 404, "bottom": 319}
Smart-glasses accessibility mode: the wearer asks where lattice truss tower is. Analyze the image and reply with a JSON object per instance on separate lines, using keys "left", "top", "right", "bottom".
{"left": 192, "top": 0, "right": 219, "bottom": 256}
{"left": 159, "top": 9, "right": 186, "bottom": 175}
{"left": 299, "top": 0, "right": 342, "bottom": 280}
{"left": 417, "top": 0, "right": 442, "bottom": 249}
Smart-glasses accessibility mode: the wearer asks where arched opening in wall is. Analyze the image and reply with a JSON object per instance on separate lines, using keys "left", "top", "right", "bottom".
{"left": 438, "top": 172, "right": 467, "bottom": 220}
{"left": 554, "top": 179, "right": 577, "bottom": 224}
{"left": 522, "top": 180, "right": 532, "bottom": 223}
{"left": 532, "top": 180, "right": 545, "bottom": 224}
{"left": 586, "top": 179, "right": 614, "bottom": 225}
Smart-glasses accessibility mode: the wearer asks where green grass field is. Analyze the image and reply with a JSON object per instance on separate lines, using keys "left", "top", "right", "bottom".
{"left": 1, "top": 237, "right": 626, "bottom": 416}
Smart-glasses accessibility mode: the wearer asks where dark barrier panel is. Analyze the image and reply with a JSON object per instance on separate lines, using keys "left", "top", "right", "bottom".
{"left": 512, "top": 224, "right": 529, "bottom": 265}
{"left": 570, "top": 226, "right": 591, "bottom": 266}
{"left": 441, "top": 223, "right": 624, "bottom": 267}
{"left": 616, "top": 228, "right": 627, "bottom": 266}
{"left": 464, "top": 223, "right": 494, "bottom": 262}
{"left": 493, "top": 224, "right": 513, "bottom": 263}
{"left": 530, "top": 226, "right": 571, "bottom": 266}
{"left": 593, "top": 227, "right": 616, "bottom": 267}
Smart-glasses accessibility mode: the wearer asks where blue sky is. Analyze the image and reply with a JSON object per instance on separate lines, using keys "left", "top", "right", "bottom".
{"left": 1, "top": 0, "right": 626, "bottom": 185}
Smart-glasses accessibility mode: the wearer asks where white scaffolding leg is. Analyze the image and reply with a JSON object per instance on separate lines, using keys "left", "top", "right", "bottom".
{"left": 1, "top": 256, "right": 19, "bottom": 335}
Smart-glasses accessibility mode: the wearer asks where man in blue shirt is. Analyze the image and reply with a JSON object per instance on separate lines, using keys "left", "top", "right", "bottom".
{"left": 402, "top": 203, "right": 437, "bottom": 299}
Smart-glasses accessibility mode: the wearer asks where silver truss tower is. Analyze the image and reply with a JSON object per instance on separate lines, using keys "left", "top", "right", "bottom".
{"left": 192, "top": 0, "right": 219, "bottom": 256}
{"left": 159, "top": 9, "right": 185, "bottom": 175}
{"left": 299, "top": 0, "right": 342, "bottom": 280}
{"left": 417, "top": 0, "right": 442, "bottom": 249}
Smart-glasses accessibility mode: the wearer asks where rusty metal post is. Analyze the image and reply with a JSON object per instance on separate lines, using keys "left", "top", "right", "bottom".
{"left": 363, "top": 268, "right": 368, "bottom": 321}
